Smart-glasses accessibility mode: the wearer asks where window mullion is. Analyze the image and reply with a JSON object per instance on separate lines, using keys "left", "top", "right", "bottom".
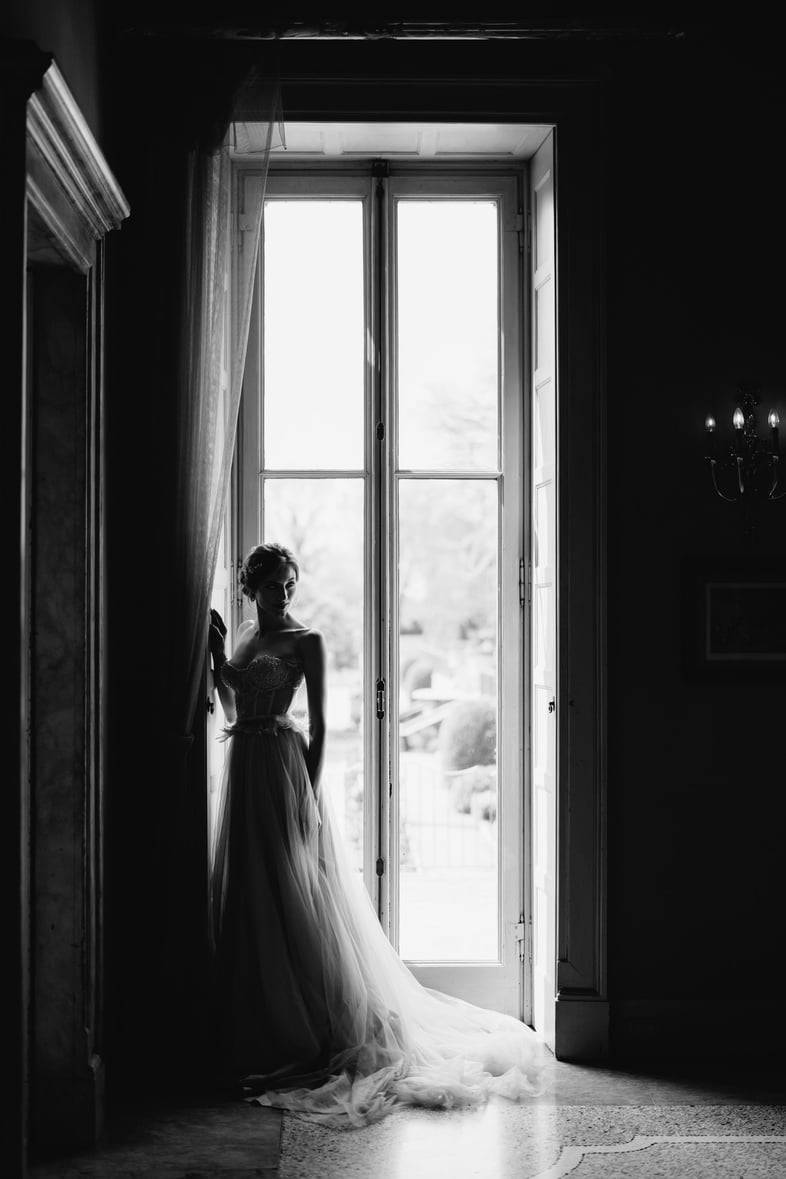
{"left": 371, "top": 166, "right": 393, "bottom": 926}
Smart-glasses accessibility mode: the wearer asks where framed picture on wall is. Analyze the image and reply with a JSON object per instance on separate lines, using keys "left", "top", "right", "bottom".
{"left": 682, "top": 555, "right": 786, "bottom": 681}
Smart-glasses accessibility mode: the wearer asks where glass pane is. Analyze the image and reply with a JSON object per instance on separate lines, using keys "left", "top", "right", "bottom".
{"left": 264, "top": 201, "right": 364, "bottom": 470}
{"left": 397, "top": 201, "right": 499, "bottom": 471}
{"left": 397, "top": 478, "right": 499, "bottom": 960}
{"left": 264, "top": 478, "right": 365, "bottom": 873}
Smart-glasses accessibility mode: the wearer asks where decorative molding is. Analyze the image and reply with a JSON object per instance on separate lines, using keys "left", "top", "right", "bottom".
{"left": 26, "top": 62, "right": 129, "bottom": 271}
{"left": 26, "top": 177, "right": 93, "bottom": 271}
{"left": 122, "top": 18, "right": 686, "bottom": 42}
{"left": 23, "top": 58, "right": 126, "bottom": 1155}
{"left": 3, "top": 36, "right": 56, "bottom": 1179}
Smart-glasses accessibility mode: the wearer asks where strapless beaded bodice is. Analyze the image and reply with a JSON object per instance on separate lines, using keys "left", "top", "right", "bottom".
{"left": 222, "top": 653, "right": 304, "bottom": 720}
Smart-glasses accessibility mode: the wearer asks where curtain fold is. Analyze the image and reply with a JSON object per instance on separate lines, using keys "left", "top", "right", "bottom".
{"left": 173, "top": 77, "right": 283, "bottom": 739}
{"left": 156, "top": 74, "right": 283, "bottom": 1068}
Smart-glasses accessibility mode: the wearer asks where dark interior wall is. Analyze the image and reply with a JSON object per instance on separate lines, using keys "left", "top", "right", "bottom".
{"left": 3, "top": 0, "right": 103, "bottom": 140}
{"left": 603, "top": 33, "right": 785, "bottom": 1004}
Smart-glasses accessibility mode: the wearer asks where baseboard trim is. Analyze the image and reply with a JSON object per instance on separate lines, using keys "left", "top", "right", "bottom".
{"left": 610, "top": 999, "right": 786, "bottom": 1067}
{"left": 554, "top": 997, "right": 786, "bottom": 1067}
{"left": 555, "top": 997, "right": 610, "bottom": 1061}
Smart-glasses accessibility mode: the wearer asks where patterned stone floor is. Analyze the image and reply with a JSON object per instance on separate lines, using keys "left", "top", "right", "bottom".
{"left": 30, "top": 1058, "right": 786, "bottom": 1178}
{"left": 278, "top": 1102, "right": 786, "bottom": 1179}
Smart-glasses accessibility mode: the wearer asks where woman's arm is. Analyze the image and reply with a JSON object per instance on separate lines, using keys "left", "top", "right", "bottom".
{"left": 300, "top": 630, "right": 327, "bottom": 794}
{"left": 208, "top": 609, "right": 238, "bottom": 724}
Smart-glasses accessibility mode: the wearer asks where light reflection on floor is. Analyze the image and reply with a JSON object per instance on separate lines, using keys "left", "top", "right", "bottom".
{"left": 278, "top": 1060, "right": 786, "bottom": 1179}
{"left": 30, "top": 1058, "right": 786, "bottom": 1179}
{"left": 279, "top": 1100, "right": 786, "bottom": 1179}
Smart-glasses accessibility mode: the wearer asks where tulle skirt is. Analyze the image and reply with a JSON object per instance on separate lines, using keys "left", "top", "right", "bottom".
{"left": 209, "top": 716, "right": 546, "bottom": 1128}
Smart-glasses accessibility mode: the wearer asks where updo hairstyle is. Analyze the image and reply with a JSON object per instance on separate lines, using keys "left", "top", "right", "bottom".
{"left": 240, "top": 542, "right": 299, "bottom": 602}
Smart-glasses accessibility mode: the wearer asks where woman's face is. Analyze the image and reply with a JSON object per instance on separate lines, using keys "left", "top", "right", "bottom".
{"left": 253, "top": 561, "right": 298, "bottom": 620}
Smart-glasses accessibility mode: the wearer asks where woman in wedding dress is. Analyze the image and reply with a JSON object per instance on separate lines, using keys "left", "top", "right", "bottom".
{"left": 207, "top": 542, "right": 545, "bottom": 1128}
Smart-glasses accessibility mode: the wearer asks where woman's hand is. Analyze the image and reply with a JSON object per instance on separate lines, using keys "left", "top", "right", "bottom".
{"left": 208, "top": 608, "right": 236, "bottom": 723}
{"left": 208, "top": 608, "right": 227, "bottom": 665}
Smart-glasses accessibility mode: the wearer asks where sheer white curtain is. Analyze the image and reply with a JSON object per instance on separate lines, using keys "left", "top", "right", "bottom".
{"left": 173, "top": 78, "right": 283, "bottom": 740}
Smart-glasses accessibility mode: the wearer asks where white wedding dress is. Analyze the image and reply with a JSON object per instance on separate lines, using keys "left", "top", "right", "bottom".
{"left": 209, "top": 647, "right": 546, "bottom": 1128}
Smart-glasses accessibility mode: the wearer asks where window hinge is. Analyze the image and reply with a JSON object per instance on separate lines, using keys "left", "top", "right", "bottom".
{"left": 519, "top": 557, "right": 531, "bottom": 607}
{"left": 376, "top": 857, "right": 385, "bottom": 877}
{"left": 518, "top": 554, "right": 532, "bottom": 603}
{"left": 515, "top": 209, "right": 531, "bottom": 255}
{"left": 519, "top": 206, "right": 532, "bottom": 256}
{"left": 514, "top": 211, "right": 524, "bottom": 254}
{"left": 376, "top": 421, "right": 385, "bottom": 441}
{"left": 376, "top": 677, "right": 386, "bottom": 720}
{"left": 514, "top": 915, "right": 528, "bottom": 962}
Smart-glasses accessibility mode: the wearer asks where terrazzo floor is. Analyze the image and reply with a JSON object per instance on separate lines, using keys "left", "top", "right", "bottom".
{"left": 31, "top": 1057, "right": 786, "bottom": 1179}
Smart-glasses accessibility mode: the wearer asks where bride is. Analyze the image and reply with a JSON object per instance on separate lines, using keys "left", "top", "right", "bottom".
{"left": 207, "top": 541, "right": 545, "bottom": 1128}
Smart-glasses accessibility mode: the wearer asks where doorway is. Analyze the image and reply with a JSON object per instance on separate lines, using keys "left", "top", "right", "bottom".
{"left": 212, "top": 124, "right": 557, "bottom": 1026}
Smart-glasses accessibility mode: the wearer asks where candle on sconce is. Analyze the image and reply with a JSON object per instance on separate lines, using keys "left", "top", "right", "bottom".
{"left": 768, "top": 409, "right": 780, "bottom": 455}
{"left": 704, "top": 414, "right": 716, "bottom": 458}
{"left": 732, "top": 406, "right": 745, "bottom": 454}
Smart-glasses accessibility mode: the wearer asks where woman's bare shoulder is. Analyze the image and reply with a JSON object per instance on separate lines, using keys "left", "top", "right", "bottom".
{"left": 296, "top": 628, "right": 326, "bottom": 659}
{"left": 230, "top": 619, "right": 257, "bottom": 658}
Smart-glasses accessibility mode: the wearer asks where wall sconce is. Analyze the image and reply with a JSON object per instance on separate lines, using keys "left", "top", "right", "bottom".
{"left": 704, "top": 386, "right": 783, "bottom": 529}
